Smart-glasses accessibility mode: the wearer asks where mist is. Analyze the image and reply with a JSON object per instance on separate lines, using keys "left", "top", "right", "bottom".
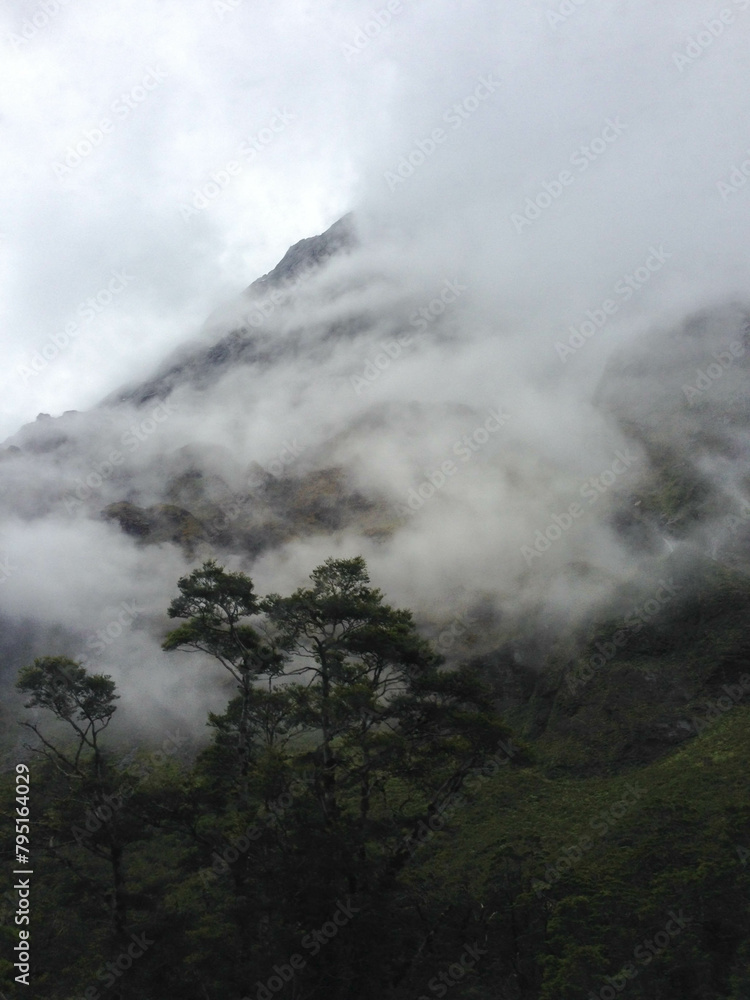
{"left": 2, "top": 0, "right": 750, "bottom": 739}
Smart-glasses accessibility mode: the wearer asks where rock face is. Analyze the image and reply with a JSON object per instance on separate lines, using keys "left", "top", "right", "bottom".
{"left": 105, "top": 214, "right": 358, "bottom": 408}
{"left": 243, "top": 212, "right": 355, "bottom": 293}
{"left": 101, "top": 502, "right": 208, "bottom": 552}
{"left": 102, "top": 466, "right": 391, "bottom": 560}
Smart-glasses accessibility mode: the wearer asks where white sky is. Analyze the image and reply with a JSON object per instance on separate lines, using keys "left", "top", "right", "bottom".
{"left": 1, "top": 0, "right": 749, "bottom": 440}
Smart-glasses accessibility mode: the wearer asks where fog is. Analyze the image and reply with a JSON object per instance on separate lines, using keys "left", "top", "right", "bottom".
{"left": 1, "top": 0, "right": 749, "bottom": 737}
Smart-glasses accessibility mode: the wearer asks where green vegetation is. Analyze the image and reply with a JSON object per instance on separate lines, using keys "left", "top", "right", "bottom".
{"left": 1, "top": 556, "right": 749, "bottom": 999}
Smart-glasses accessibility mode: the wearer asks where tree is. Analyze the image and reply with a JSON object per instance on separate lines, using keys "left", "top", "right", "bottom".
{"left": 160, "top": 556, "right": 513, "bottom": 998}
{"left": 261, "top": 557, "right": 508, "bottom": 843}
{"left": 256, "top": 558, "right": 515, "bottom": 993}
{"left": 16, "top": 657, "right": 130, "bottom": 939}
{"left": 17, "top": 656, "right": 117, "bottom": 780}
{"left": 162, "top": 559, "right": 284, "bottom": 797}
{"left": 260, "top": 555, "right": 436, "bottom": 824}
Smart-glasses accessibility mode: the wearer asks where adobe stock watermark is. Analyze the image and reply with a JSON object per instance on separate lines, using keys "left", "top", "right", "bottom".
{"left": 53, "top": 68, "right": 169, "bottom": 180}
{"left": 717, "top": 145, "right": 750, "bottom": 200}
{"left": 436, "top": 611, "right": 476, "bottom": 652}
{"left": 239, "top": 254, "right": 322, "bottom": 329}
{"left": 199, "top": 773, "right": 315, "bottom": 888}
{"left": 385, "top": 70, "right": 502, "bottom": 192}
{"left": 73, "top": 601, "right": 142, "bottom": 668}
{"left": 62, "top": 400, "right": 179, "bottom": 513}
{"left": 17, "top": 270, "right": 135, "bottom": 383}
{"left": 203, "top": 496, "right": 242, "bottom": 535}
{"left": 342, "top": 0, "right": 405, "bottom": 61}
{"left": 266, "top": 438, "right": 305, "bottom": 477}
{"left": 672, "top": 2, "right": 748, "bottom": 73}
{"left": 350, "top": 331, "right": 418, "bottom": 394}
{"left": 565, "top": 578, "right": 682, "bottom": 694}
{"left": 76, "top": 932, "right": 154, "bottom": 997}
{"left": 242, "top": 897, "right": 360, "bottom": 1000}
{"left": 531, "top": 782, "right": 647, "bottom": 898}
{"left": 588, "top": 910, "right": 692, "bottom": 1000}
{"left": 677, "top": 673, "right": 750, "bottom": 737}
{"left": 351, "top": 279, "right": 467, "bottom": 394}
{"left": 547, "top": 0, "right": 593, "bottom": 30}
{"left": 6, "top": 0, "right": 71, "bottom": 51}
{"left": 410, "top": 277, "right": 467, "bottom": 332}
{"left": 511, "top": 117, "right": 627, "bottom": 234}
{"left": 416, "top": 941, "right": 487, "bottom": 999}
{"left": 179, "top": 109, "right": 296, "bottom": 220}
{"left": 555, "top": 247, "right": 672, "bottom": 362}
{"left": 521, "top": 448, "right": 639, "bottom": 566}
{"left": 394, "top": 409, "right": 510, "bottom": 518}
{"left": 192, "top": 446, "right": 304, "bottom": 533}
{"left": 403, "top": 737, "right": 520, "bottom": 858}
{"left": 681, "top": 340, "right": 745, "bottom": 403}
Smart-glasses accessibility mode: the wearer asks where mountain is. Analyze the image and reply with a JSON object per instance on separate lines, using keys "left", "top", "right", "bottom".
{"left": 1, "top": 218, "right": 750, "bottom": 752}
{"left": 1, "top": 219, "right": 750, "bottom": 998}
{"left": 105, "top": 213, "right": 358, "bottom": 408}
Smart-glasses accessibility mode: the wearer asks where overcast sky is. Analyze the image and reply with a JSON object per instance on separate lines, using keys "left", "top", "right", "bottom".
{"left": 1, "top": 0, "right": 749, "bottom": 442}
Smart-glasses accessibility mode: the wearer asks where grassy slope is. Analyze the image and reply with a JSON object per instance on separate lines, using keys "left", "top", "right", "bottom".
{"left": 408, "top": 702, "right": 750, "bottom": 997}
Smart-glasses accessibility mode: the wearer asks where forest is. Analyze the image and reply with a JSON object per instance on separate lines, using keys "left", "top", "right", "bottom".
{"left": 1, "top": 555, "right": 749, "bottom": 1000}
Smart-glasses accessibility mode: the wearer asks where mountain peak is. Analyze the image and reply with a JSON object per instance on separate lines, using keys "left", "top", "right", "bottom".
{"left": 244, "top": 213, "right": 356, "bottom": 296}
{"left": 104, "top": 214, "right": 356, "bottom": 408}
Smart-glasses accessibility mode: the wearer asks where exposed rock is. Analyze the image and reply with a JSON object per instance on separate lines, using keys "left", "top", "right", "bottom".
{"left": 244, "top": 212, "right": 355, "bottom": 294}
{"left": 105, "top": 214, "right": 357, "bottom": 408}
{"left": 102, "top": 501, "right": 208, "bottom": 553}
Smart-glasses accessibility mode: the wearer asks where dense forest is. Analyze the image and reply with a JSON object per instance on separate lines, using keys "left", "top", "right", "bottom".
{"left": 1, "top": 554, "right": 749, "bottom": 999}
